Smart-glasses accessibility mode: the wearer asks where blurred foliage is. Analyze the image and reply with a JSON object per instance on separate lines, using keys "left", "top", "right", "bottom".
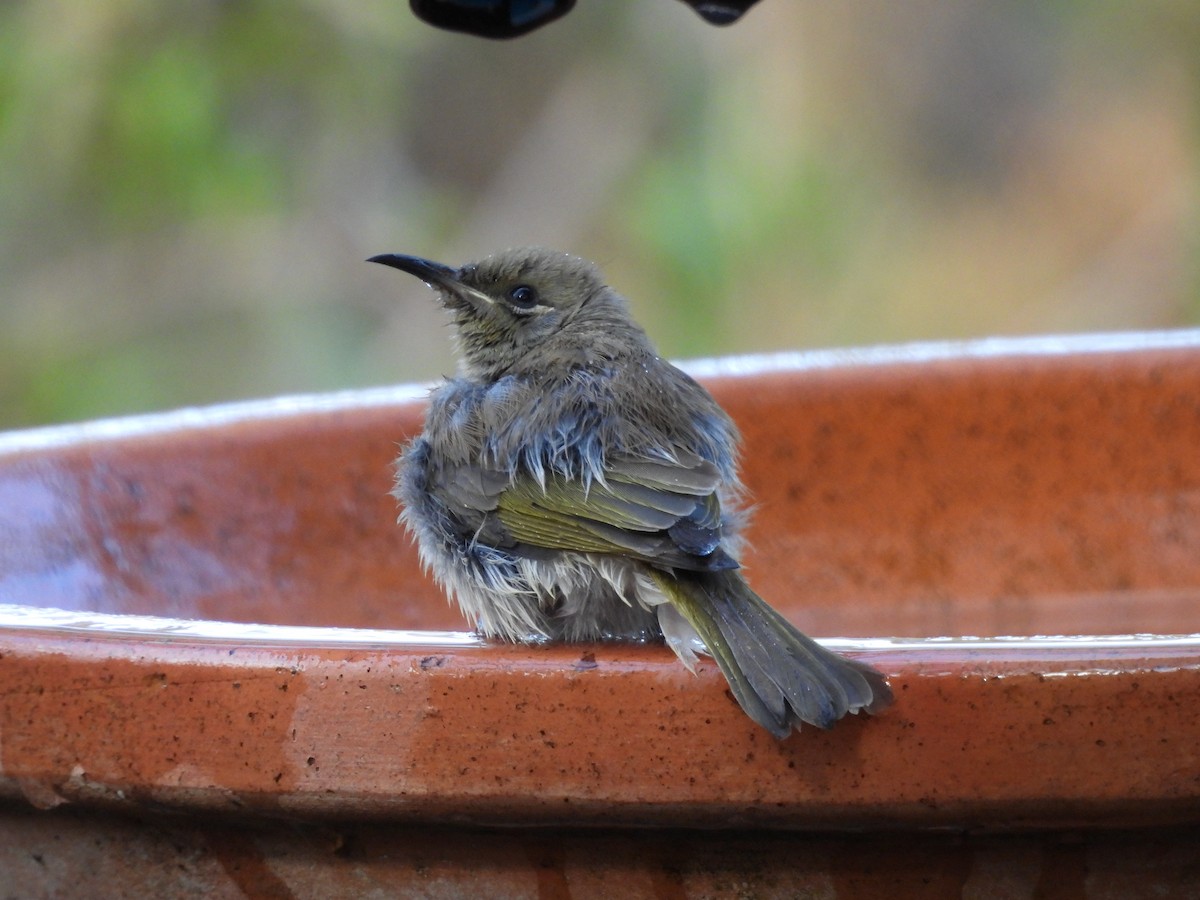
{"left": 1, "top": 0, "right": 1198, "bottom": 427}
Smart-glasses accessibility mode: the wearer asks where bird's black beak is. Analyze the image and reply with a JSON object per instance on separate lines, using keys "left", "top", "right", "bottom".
{"left": 367, "top": 253, "right": 462, "bottom": 291}
{"left": 368, "top": 252, "right": 496, "bottom": 313}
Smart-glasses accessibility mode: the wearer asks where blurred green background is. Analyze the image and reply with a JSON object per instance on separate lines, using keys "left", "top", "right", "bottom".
{"left": 1, "top": 1, "right": 1198, "bottom": 428}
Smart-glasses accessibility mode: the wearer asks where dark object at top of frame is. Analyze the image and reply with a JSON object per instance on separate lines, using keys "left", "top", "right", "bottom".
{"left": 409, "top": 0, "right": 760, "bottom": 39}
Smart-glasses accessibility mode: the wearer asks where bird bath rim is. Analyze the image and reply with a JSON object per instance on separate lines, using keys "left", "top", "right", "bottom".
{"left": 2, "top": 328, "right": 1199, "bottom": 830}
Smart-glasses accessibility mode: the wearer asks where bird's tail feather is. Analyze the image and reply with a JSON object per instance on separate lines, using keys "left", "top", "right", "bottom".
{"left": 655, "top": 569, "right": 892, "bottom": 738}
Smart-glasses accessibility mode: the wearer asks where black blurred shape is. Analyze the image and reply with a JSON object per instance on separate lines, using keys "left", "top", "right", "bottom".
{"left": 409, "top": 0, "right": 576, "bottom": 39}
{"left": 679, "top": 0, "right": 760, "bottom": 26}
{"left": 409, "top": 0, "right": 761, "bottom": 37}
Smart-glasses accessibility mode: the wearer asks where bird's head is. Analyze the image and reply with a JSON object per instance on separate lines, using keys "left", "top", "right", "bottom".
{"left": 369, "top": 247, "right": 653, "bottom": 380}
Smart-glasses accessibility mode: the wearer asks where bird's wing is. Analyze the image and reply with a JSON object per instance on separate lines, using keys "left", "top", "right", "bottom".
{"left": 431, "top": 449, "right": 736, "bottom": 572}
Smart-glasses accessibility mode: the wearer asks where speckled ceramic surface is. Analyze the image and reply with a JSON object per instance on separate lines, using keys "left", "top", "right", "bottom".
{"left": 1, "top": 333, "right": 1199, "bottom": 839}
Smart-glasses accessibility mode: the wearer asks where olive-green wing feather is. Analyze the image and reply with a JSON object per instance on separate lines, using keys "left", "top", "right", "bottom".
{"left": 429, "top": 453, "right": 735, "bottom": 571}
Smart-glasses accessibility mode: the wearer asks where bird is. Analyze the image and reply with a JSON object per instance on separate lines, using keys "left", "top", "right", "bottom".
{"left": 369, "top": 247, "right": 892, "bottom": 737}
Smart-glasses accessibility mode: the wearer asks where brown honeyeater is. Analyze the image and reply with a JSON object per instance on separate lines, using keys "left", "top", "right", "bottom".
{"left": 370, "top": 247, "right": 892, "bottom": 737}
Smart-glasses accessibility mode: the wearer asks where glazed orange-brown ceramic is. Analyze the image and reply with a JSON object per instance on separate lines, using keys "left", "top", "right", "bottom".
{"left": 2, "top": 332, "right": 1199, "bottom": 894}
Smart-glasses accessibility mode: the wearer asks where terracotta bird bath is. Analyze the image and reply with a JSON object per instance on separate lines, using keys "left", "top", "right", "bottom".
{"left": 1, "top": 330, "right": 1198, "bottom": 896}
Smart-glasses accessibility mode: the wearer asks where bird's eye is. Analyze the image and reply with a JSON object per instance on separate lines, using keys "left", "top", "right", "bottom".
{"left": 507, "top": 285, "right": 539, "bottom": 309}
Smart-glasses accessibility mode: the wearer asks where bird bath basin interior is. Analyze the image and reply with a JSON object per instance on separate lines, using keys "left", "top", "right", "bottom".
{"left": 1, "top": 331, "right": 1199, "bottom": 893}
